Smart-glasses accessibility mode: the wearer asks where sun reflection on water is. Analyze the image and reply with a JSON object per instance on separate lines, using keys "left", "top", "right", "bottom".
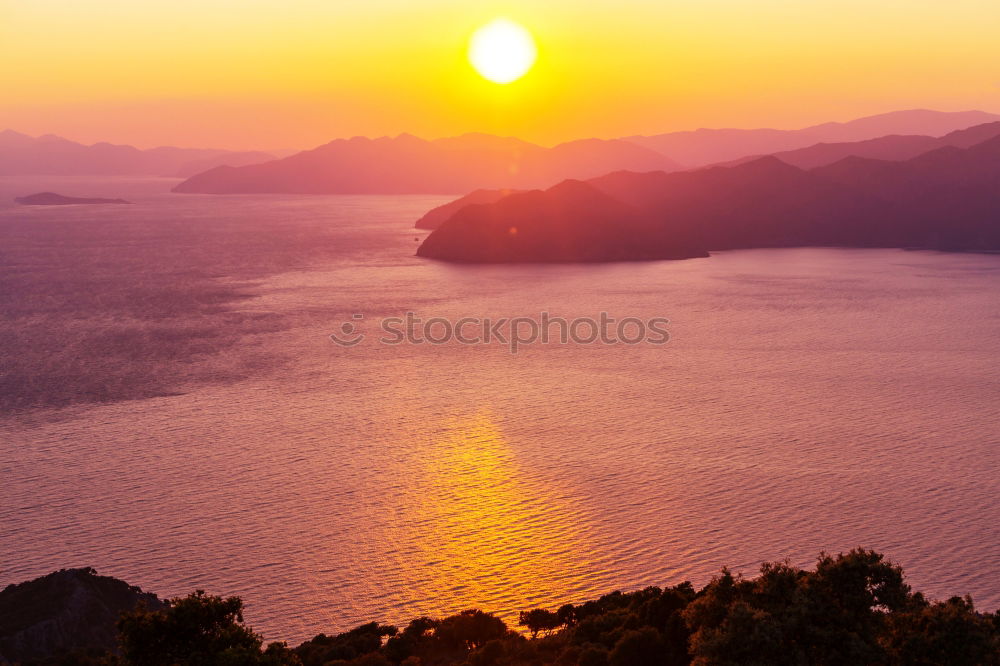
{"left": 377, "top": 409, "right": 606, "bottom": 623}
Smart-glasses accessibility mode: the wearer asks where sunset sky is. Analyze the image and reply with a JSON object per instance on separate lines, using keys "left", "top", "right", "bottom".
{"left": 2, "top": 0, "right": 999, "bottom": 150}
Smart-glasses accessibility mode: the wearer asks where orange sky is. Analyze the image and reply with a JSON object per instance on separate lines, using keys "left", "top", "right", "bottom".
{"left": 2, "top": 0, "right": 999, "bottom": 150}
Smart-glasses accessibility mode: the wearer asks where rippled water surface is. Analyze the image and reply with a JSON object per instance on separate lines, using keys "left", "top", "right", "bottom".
{"left": 1, "top": 177, "right": 999, "bottom": 642}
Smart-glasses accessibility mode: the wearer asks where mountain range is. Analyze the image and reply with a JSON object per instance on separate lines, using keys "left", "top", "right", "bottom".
{"left": 171, "top": 109, "right": 1000, "bottom": 195}
{"left": 7, "top": 109, "right": 1000, "bottom": 199}
{"left": 625, "top": 109, "right": 1000, "bottom": 167}
{"left": 0, "top": 130, "right": 277, "bottom": 177}
{"left": 722, "top": 121, "right": 1000, "bottom": 170}
{"left": 172, "top": 133, "right": 681, "bottom": 194}
{"left": 416, "top": 127, "right": 1000, "bottom": 262}
{"left": 414, "top": 119, "right": 1000, "bottom": 232}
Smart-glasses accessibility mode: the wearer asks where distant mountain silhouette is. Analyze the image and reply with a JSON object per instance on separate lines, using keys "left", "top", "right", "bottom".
{"left": 725, "top": 121, "right": 1000, "bottom": 169}
{"left": 416, "top": 179, "right": 708, "bottom": 262}
{"left": 417, "top": 133, "right": 1000, "bottom": 262}
{"left": 812, "top": 137, "right": 1000, "bottom": 249}
{"left": 15, "top": 192, "right": 131, "bottom": 205}
{"left": 0, "top": 130, "right": 275, "bottom": 177}
{"left": 625, "top": 110, "right": 1000, "bottom": 167}
{"left": 172, "top": 133, "right": 682, "bottom": 194}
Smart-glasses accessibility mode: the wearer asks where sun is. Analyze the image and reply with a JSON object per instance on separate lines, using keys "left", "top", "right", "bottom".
{"left": 468, "top": 19, "right": 537, "bottom": 84}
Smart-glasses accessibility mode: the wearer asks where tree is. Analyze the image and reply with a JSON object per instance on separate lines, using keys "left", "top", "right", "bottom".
{"left": 294, "top": 623, "right": 396, "bottom": 666}
{"left": 609, "top": 627, "right": 667, "bottom": 666}
{"left": 684, "top": 549, "right": 916, "bottom": 666}
{"left": 117, "top": 590, "right": 299, "bottom": 666}
{"left": 577, "top": 645, "right": 609, "bottom": 666}
{"left": 518, "top": 609, "right": 563, "bottom": 638}
{"left": 434, "top": 610, "right": 509, "bottom": 651}
{"left": 382, "top": 618, "right": 437, "bottom": 663}
{"left": 104, "top": 551, "right": 998, "bottom": 666}
{"left": 882, "top": 595, "right": 1000, "bottom": 665}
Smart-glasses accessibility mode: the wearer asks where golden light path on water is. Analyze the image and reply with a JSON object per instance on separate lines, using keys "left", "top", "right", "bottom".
{"left": 376, "top": 410, "right": 607, "bottom": 618}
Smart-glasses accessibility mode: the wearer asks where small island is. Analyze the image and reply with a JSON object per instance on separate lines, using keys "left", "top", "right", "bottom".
{"left": 14, "top": 192, "right": 131, "bottom": 206}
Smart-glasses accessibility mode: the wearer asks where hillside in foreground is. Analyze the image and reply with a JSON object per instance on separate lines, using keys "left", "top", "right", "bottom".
{"left": 0, "top": 568, "right": 163, "bottom": 663}
{"left": 2, "top": 550, "right": 997, "bottom": 665}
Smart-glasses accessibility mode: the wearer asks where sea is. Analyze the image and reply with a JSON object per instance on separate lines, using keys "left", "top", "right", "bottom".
{"left": 1, "top": 176, "right": 998, "bottom": 642}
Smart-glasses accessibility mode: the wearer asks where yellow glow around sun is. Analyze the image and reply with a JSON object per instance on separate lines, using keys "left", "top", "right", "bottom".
{"left": 468, "top": 19, "right": 537, "bottom": 84}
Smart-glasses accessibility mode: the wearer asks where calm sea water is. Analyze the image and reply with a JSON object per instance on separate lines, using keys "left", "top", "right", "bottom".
{"left": 1, "top": 177, "right": 998, "bottom": 642}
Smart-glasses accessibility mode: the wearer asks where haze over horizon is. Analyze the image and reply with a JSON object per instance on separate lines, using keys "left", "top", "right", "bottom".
{"left": 4, "top": 108, "right": 1000, "bottom": 155}
{"left": 4, "top": 0, "right": 1000, "bottom": 151}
